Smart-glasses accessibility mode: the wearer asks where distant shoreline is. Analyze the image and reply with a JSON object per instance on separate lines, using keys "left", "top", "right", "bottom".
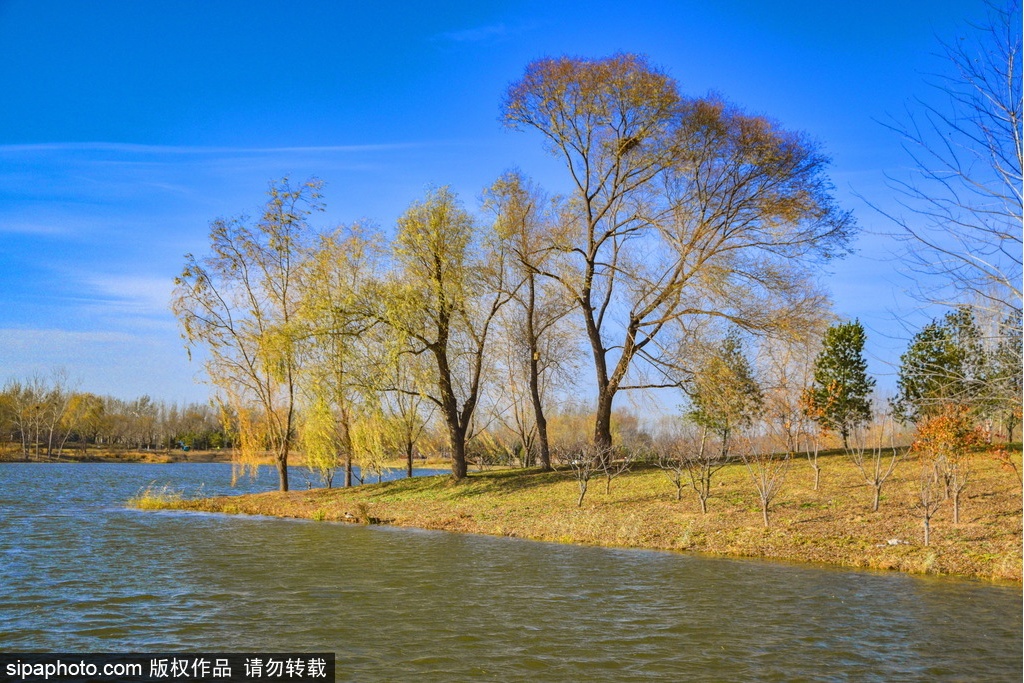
{"left": 0, "top": 449, "right": 232, "bottom": 464}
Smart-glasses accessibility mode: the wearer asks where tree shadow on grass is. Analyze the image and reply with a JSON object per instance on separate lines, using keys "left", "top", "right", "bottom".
{"left": 442, "top": 467, "right": 572, "bottom": 498}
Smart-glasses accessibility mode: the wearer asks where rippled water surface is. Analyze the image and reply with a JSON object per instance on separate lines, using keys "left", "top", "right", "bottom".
{"left": 0, "top": 463, "right": 1021, "bottom": 681}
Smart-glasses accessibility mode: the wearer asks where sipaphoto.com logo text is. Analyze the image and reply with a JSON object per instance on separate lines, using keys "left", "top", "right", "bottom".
{"left": 6, "top": 658, "right": 143, "bottom": 680}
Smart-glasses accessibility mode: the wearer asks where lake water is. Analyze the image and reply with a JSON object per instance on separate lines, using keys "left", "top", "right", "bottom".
{"left": 0, "top": 463, "right": 1021, "bottom": 681}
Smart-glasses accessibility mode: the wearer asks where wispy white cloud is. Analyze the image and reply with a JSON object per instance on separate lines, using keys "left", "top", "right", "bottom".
{"left": 0, "top": 328, "right": 139, "bottom": 347}
{"left": 76, "top": 273, "right": 177, "bottom": 318}
{"left": 435, "top": 21, "right": 535, "bottom": 44}
{"left": 0, "top": 220, "right": 70, "bottom": 236}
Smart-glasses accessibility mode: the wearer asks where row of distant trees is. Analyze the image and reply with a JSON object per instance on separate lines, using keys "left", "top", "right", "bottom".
{"left": 0, "top": 371, "right": 228, "bottom": 459}
{"left": 0, "top": 363, "right": 661, "bottom": 473}
{"left": 2, "top": 302, "right": 1018, "bottom": 532}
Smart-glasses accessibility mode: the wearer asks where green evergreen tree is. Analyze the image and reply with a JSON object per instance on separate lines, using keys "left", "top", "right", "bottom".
{"left": 893, "top": 307, "right": 986, "bottom": 423}
{"left": 803, "top": 319, "right": 875, "bottom": 448}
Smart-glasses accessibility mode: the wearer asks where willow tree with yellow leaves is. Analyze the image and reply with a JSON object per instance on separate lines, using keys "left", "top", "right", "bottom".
{"left": 375, "top": 186, "right": 514, "bottom": 479}
{"left": 297, "top": 225, "right": 383, "bottom": 488}
{"left": 172, "top": 178, "right": 324, "bottom": 491}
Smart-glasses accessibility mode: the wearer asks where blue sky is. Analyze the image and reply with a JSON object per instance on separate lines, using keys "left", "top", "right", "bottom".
{"left": 0, "top": 0, "right": 998, "bottom": 405}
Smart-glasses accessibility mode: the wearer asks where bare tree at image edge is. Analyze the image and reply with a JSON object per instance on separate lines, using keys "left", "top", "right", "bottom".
{"left": 878, "top": 0, "right": 1022, "bottom": 319}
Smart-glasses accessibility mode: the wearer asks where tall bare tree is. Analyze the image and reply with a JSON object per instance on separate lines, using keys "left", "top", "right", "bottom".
{"left": 504, "top": 54, "right": 853, "bottom": 451}
{"left": 882, "top": 0, "right": 1022, "bottom": 320}
{"left": 484, "top": 170, "right": 576, "bottom": 470}
{"left": 173, "top": 178, "right": 323, "bottom": 491}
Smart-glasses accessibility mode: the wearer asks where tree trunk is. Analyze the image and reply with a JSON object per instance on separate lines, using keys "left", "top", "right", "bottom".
{"left": 952, "top": 491, "right": 960, "bottom": 524}
{"left": 530, "top": 369, "right": 552, "bottom": 471}
{"left": 577, "top": 480, "right": 588, "bottom": 507}
{"left": 406, "top": 442, "right": 414, "bottom": 478}
{"left": 872, "top": 485, "right": 880, "bottom": 512}
{"left": 526, "top": 274, "right": 552, "bottom": 472}
{"left": 19, "top": 424, "right": 28, "bottom": 459}
{"left": 450, "top": 428, "right": 468, "bottom": 479}
{"left": 276, "top": 452, "right": 289, "bottom": 492}
{"left": 434, "top": 332, "right": 472, "bottom": 481}
{"left": 281, "top": 373, "right": 295, "bottom": 492}
{"left": 583, "top": 294, "right": 616, "bottom": 455}
{"left": 341, "top": 408, "right": 354, "bottom": 487}
{"left": 593, "top": 388, "right": 614, "bottom": 453}
{"left": 761, "top": 501, "right": 770, "bottom": 528}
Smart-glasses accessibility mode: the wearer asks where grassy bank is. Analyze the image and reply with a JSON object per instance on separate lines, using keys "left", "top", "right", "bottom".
{"left": 151, "top": 448, "right": 1022, "bottom": 582}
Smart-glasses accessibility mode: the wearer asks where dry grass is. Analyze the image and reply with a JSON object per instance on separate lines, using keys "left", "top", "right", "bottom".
{"left": 162, "top": 447, "right": 1023, "bottom": 582}
{"left": 129, "top": 483, "right": 186, "bottom": 509}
